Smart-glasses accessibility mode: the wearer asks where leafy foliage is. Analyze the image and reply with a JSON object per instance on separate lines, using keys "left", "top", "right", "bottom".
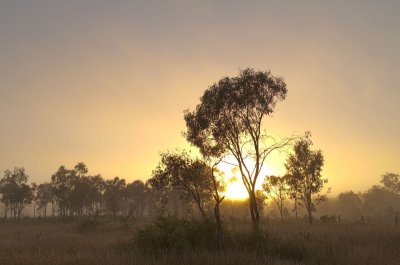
{"left": 184, "top": 68, "right": 292, "bottom": 229}
{"left": 285, "top": 136, "right": 327, "bottom": 225}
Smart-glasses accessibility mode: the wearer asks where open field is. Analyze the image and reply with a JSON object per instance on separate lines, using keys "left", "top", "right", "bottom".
{"left": 0, "top": 218, "right": 399, "bottom": 265}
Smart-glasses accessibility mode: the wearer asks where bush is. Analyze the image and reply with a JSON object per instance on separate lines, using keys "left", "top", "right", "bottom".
{"left": 133, "top": 216, "right": 217, "bottom": 253}
{"left": 132, "top": 216, "right": 308, "bottom": 261}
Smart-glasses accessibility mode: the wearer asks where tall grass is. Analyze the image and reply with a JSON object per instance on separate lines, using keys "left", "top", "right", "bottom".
{"left": 0, "top": 217, "right": 399, "bottom": 265}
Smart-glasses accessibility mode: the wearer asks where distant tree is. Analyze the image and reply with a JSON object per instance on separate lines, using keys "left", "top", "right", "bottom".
{"left": 86, "top": 175, "right": 105, "bottom": 214}
{"left": 337, "top": 191, "right": 363, "bottom": 220}
{"left": 144, "top": 180, "right": 169, "bottom": 217}
{"left": 36, "top": 182, "right": 54, "bottom": 217}
{"left": 74, "top": 162, "right": 88, "bottom": 177}
{"left": 285, "top": 136, "right": 327, "bottom": 225}
{"left": 262, "top": 175, "right": 289, "bottom": 222}
{"left": 125, "top": 180, "right": 146, "bottom": 218}
{"left": 50, "top": 163, "right": 103, "bottom": 216}
{"left": 285, "top": 172, "right": 301, "bottom": 220}
{"left": 31, "top": 182, "right": 38, "bottom": 218}
{"left": 184, "top": 68, "right": 294, "bottom": 231}
{"left": 380, "top": 173, "right": 400, "bottom": 195}
{"left": 104, "top": 177, "right": 126, "bottom": 216}
{"left": 0, "top": 167, "right": 33, "bottom": 219}
{"left": 51, "top": 165, "right": 75, "bottom": 216}
{"left": 362, "top": 185, "right": 400, "bottom": 222}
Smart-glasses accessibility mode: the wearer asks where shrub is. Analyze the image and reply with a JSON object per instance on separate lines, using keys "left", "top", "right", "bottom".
{"left": 133, "top": 216, "right": 217, "bottom": 254}
{"left": 133, "top": 216, "right": 308, "bottom": 261}
{"left": 320, "top": 215, "right": 337, "bottom": 224}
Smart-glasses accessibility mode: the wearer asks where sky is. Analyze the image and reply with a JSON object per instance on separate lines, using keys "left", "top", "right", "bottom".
{"left": 0, "top": 0, "right": 399, "bottom": 195}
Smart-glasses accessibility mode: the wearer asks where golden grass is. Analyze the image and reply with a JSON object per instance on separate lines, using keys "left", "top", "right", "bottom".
{"left": 0, "top": 218, "right": 399, "bottom": 265}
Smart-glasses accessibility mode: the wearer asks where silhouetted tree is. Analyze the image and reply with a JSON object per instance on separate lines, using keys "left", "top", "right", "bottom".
{"left": 149, "top": 151, "right": 213, "bottom": 217}
{"left": 262, "top": 175, "right": 289, "bottom": 222}
{"left": 184, "top": 68, "right": 294, "bottom": 231}
{"left": 51, "top": 165, "right": 75, "bottom": 216}
{"left": 104, "top": 177, "right": 126, "bottom": 216}
{"left": 36, "top": 182, "right": 54, "bottom": 217}
{"left": 337, "top": 191, "right": 363, "bottom": 220}
{"left": 362, "top": 185, "right": 400, "bottom": 222}
{"left": 125, "top": 180, "right": 146, "bottom": 218}
{"left": 285, "top": 173, "right": 301, "bottom": 220}
{"left": 285, "top": 137, "right": 327, "bottom": 225}
{"left": 31, "top": 182, "right": 38, "bottom": 218}
{"left": 380, "top": 172, "right": 400, "bottom": 195}
{"left": 0, "top": 167, "right": 33, "bottom": 219}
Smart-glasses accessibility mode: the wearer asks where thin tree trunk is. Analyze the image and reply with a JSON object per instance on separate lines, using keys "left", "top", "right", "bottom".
{"left": 214, "top": 202, "right": 223, "bottom": 251}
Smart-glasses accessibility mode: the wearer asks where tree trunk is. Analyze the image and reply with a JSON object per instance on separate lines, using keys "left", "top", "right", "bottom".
{"left": 307, "top": 194, "right": 313, "bottom": 225}
{"left": 249, "top": 191, "right": 260, "bottom": 231}
{"left": 308, "top": 209, "right": 312, "bottom": 225}
{"left": 214, "top": 202, "right": 224, "bottom": 251}
{"left": 294, "top": 198, "right": 298, "bottom": 220}
{"left": 279, "top": 204, "right": 283, "bottom": 223}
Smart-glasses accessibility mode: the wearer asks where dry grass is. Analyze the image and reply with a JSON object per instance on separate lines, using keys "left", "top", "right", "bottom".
{"left": 0, "top": 218, "right": 399, "bottom": 265}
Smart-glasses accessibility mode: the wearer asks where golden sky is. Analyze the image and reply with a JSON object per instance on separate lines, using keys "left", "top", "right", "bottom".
{"left": 0, "top": 1, "right": 399, "bottom": 194}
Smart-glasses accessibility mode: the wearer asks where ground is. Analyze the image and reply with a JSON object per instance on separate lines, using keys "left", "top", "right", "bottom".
{"left": 0, "top": 218, "right": 399, "bottom": 265}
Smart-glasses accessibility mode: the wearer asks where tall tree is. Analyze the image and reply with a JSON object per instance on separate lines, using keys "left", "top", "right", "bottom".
{"left": 184, "top": 68, "right": 293, "bottom": 230}
{"left": 285, "top": 137, "right": 327, "bottom": 225}
{"left": 262, "top": 175, "right": 288, "bottom": 222}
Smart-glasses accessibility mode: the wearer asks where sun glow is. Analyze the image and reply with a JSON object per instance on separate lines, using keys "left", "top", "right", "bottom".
{"left": 218, "top": 156, "right": 277, "bottom": 200}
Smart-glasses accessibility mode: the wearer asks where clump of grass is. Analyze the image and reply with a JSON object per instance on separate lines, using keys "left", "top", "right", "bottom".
{"left": 78, "top": 216, "right": 100, "bottom": 233}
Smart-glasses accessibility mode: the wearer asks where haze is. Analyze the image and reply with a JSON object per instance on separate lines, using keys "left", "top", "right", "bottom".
{"left": 1, "top": 0, "right": 399, "bottom": 194}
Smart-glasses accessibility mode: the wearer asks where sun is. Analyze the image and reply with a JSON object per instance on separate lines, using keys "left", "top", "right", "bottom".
{"left": 225, "top": 178, "right": 249, "bottom": 200}
{"left": 218, "top": 156, "right": 277, "bottom": 200}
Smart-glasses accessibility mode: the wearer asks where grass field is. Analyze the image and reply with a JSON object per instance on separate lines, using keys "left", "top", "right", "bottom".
{"left": 0, "top": 218, "right": 399, "bottom": 265}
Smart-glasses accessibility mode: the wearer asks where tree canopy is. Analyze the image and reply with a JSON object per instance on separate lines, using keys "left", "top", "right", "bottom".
{"left": 184, "top": 68, "right": 292, "bottom": 230}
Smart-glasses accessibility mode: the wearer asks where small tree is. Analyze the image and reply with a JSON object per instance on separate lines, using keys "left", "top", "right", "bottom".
{"left": 0, "top": 167, "right": 33, "bottom": 219}
{"left": 285, "top": 137, "right": 327, "bottom": 225}
{"left": 149, "top": 151, "right": 215, "bottom": 217}
{"left": 262, "top": 175, "right": 288, "bottom": 222}
{"left": 149, "top": 151, "right": 226, "bottom": 250}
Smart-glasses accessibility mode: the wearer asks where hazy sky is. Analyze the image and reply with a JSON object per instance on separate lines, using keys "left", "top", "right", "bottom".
{"left": 1, "top": 1, "right": 399, "bottom": 194}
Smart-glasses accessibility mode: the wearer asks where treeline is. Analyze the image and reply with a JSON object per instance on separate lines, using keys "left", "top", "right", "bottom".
{"left": 0, "top": 163, "right": 170, "bottom": 219}
{"left": 316, "top": 174, "right": 400, "bottom": 224}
